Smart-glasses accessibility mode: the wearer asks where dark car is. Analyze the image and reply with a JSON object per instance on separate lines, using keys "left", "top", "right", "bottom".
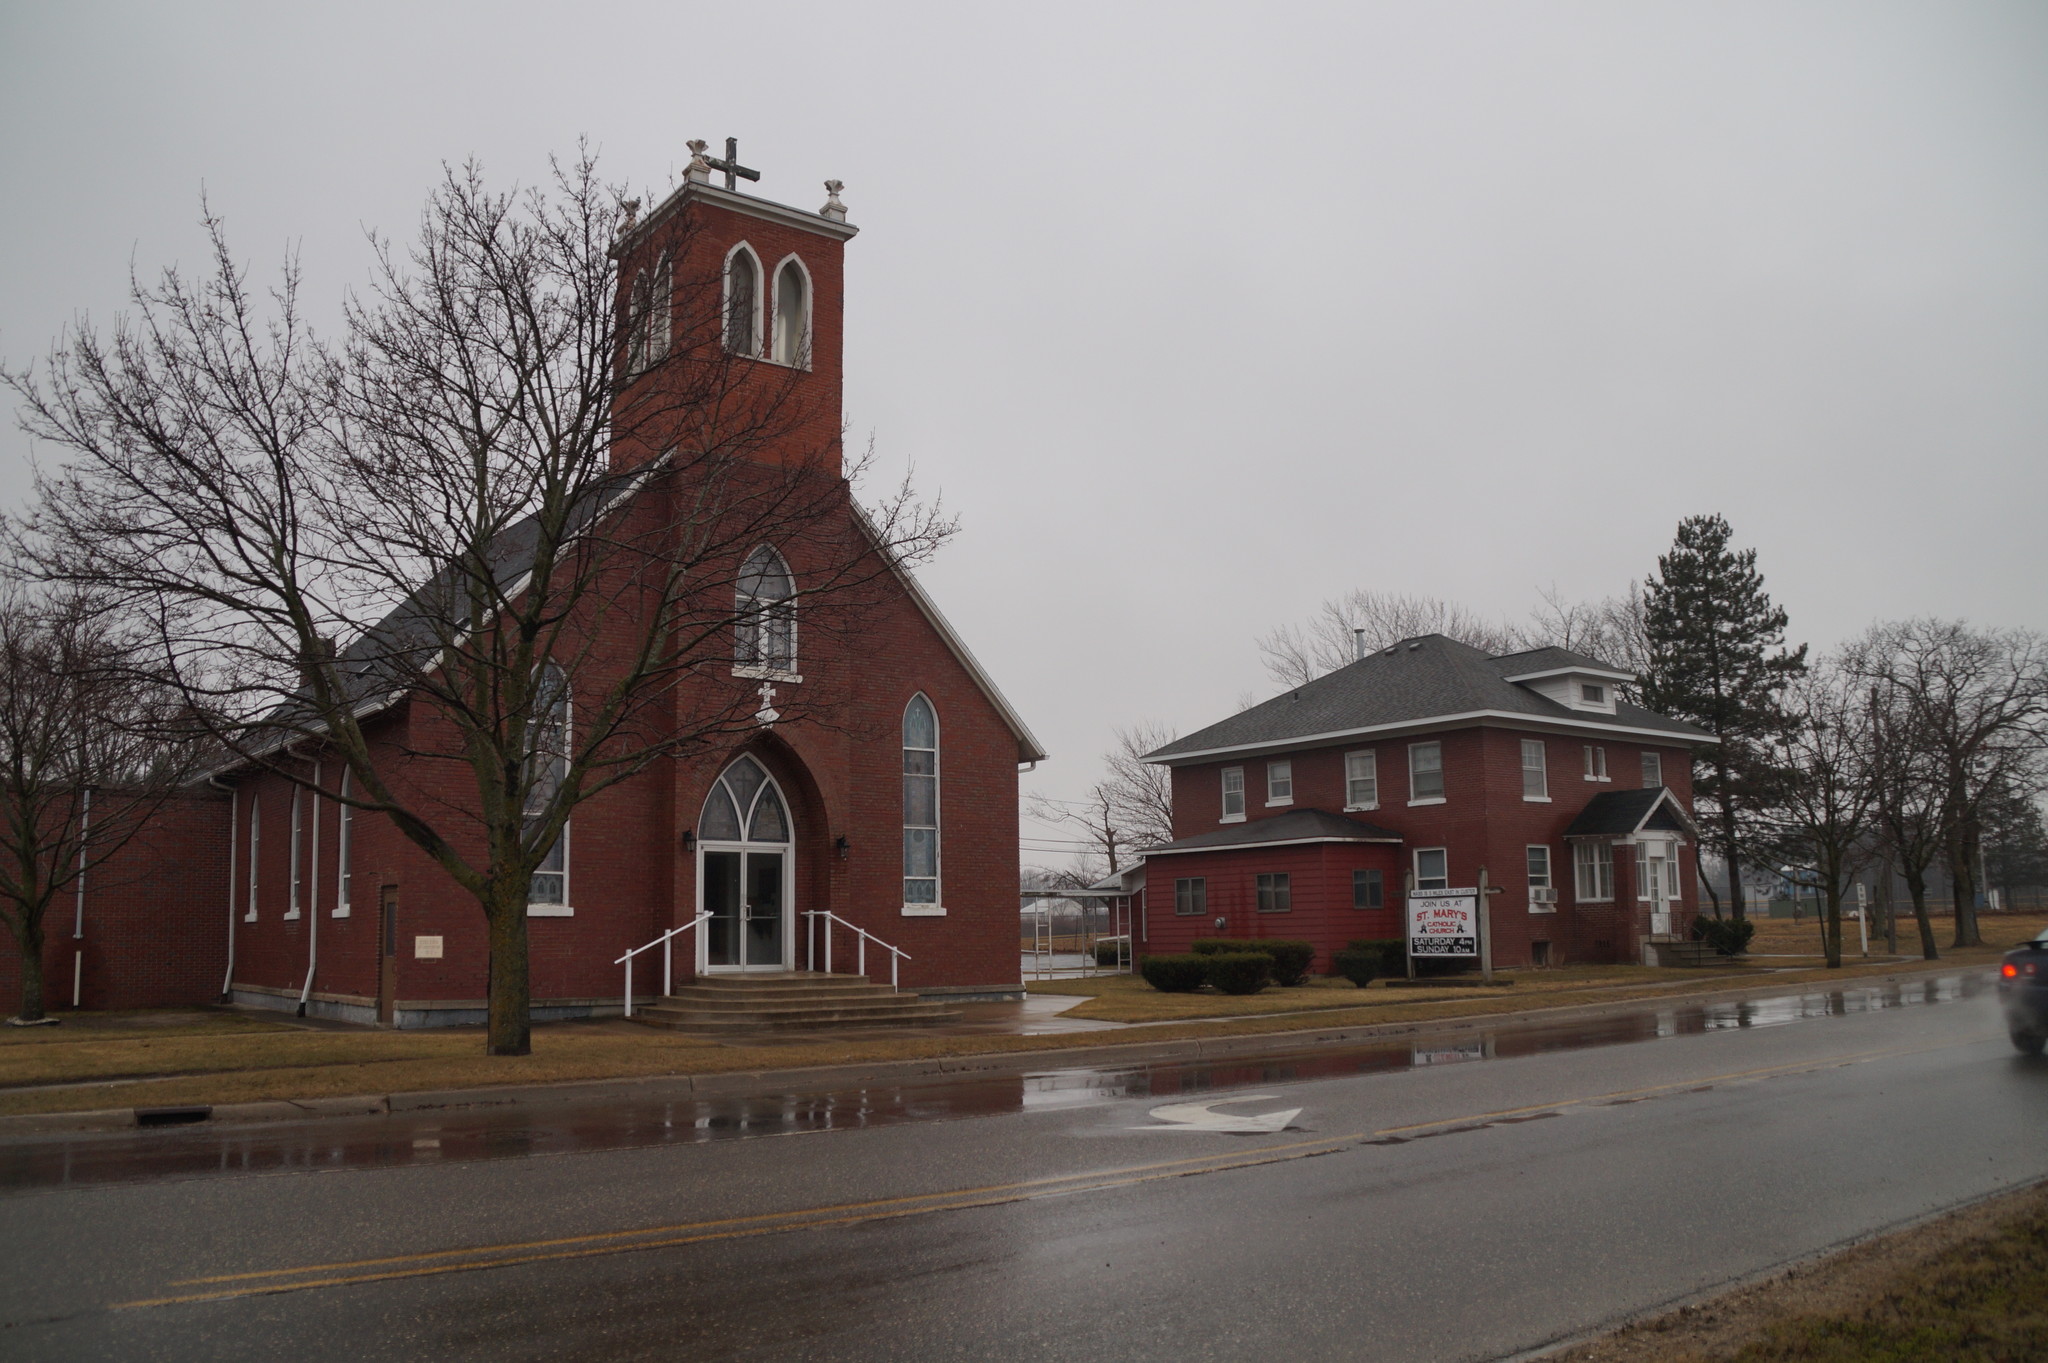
{"left": 1999, "top": 928, "right": 2048, "bottom": 1054}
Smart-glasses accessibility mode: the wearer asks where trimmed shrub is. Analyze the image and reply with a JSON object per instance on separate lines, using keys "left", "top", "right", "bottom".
{"left": 1346, "top": 939, "right": 1405, "bottom": 976}
{"left": 1190, "top": 938, "right": 1314, "bottom": 986}
{"left": 1331, "top": 948, "right": 1379, "bottom": 989}
{"left": 1691, "top": 915, "right": 1756, "bottom": 956}
{"left": 1140, "top": 954, "right": 1208, "bottom": 993}
{"left": 1204, "top": 952, "right": 1274, "bottom": 995}
{"left": 1093, "top": 939, "right": 1129, "bottom": 967}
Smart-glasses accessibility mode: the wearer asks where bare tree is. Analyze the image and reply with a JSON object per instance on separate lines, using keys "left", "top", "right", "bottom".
{"left": 1761, "top": 661, "right": 1879, "bottom": 968}
{"left": 1858, "top": 622, "right": 2048, "bottom": 948}
{"left": 1258, "top": 590, "right": 1528, "bottom": 687}
{"left": 1524, "top": 585, "right": 1650, "bottom": 689}
{"left": 0, "top": 587, "right": 192, "bottom": 1021}
{"left": 1026, "top": 721, "right": 1178, "bottom": 876}
{"left": 1845, "top": 629, "right": 1950, "bottom": 960}
{"left": 6, "top": 155, "right": 950, "bottom": 1054}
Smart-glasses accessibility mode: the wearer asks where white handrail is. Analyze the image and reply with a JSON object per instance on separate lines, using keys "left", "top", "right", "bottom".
{"left": 615, "top": 912, "right": 713, "bottom": 1018}
{"left": 802, "top": 910, "right": 911, "bottom": 990}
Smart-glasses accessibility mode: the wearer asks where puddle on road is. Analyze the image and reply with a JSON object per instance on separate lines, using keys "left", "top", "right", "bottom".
{"left": 0, "top": 973, "right": 1989, "bottom": 1192}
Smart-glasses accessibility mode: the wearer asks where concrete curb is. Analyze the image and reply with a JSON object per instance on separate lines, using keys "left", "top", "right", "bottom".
{"left": 0, "top": 964, "right": 1989, "bottom": 1139}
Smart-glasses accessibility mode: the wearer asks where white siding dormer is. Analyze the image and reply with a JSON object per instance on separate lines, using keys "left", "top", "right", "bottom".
{"left": 1504, "top": 667, "right": 1627, "bottom": 715}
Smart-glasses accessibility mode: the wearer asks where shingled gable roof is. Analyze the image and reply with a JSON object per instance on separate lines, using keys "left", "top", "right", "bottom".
{"left": 228, "top": 468, "right": 1046, "bottom": 768}
{"left": 1145, "top": 634, "right": 1713, "bottom": 764}
{"left": 1144, "top": 807, "right": 1403, "bottom": 856}
{"left": 1562, "top": 787, "right": 1696, "bottom": 839}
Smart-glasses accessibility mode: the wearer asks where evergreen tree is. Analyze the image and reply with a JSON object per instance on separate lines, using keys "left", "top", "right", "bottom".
{"left": 1640, "top": 514, "right": 1808, "bottom": 921}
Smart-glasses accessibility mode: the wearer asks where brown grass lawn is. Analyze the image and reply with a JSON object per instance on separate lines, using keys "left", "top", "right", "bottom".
{"left": 1742, "top": 910, "right": 2047, "bottom": 961}
{"left": 2, "top": 915, "right": 2037, "bottom": 1119}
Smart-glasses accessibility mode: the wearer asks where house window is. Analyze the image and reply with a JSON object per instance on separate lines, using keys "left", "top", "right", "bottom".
{"left": 772, "top": 259, "right": 809, "bottom": 366}
{"left": 1220, "top": 767, "right": 1245, "bottom": 820}
{"left": 1641, "top": 751, "right": 1662, "bottom": 788}
{"left": 245, "top": 796, "right": 260, "bottom": 922}
{"left": 1175, "top": 877, "right": 1206, "bottom": 916}
{"left": 335, "top": 770, "right": 352, "bottom": 918}
{"left": 1353, "top": 868, "right": 1383, "bottom": 909}
{"left": 1345, "top": 750, "right": 1378, "bottom": 808}
{"left": 903, "top": 695, "right": 940, "bottom": 908}
{"left": 526, "top": 663, "right": 570, "bottom": 911}
{"left": 1665, "top": 854, "right": 1681, "bottom": 899}
{"left": 735, "top": 545, "right": 796, "bottom": 674}
{"left": 287, "top": 787, "right": 304, "bottom": 919}
{"left": 1256, "top": 872, "right": 1292, "bottom": 913}
{"left": 1521, "top": 738, "right": 1548, "bottom": 800}
{"left": 1581, "top": 683, "right": 1606, "bottom": 705}
{"left": 1414, "top": 847, "right": 1448, "bottom": 891}
{"left": 1528, "top": 845, "right": 1556, "bottom": 912}
{"left": 1574, "top": 842, "right": 1614, "bottom": 901}
{"left": 1266, "top": 760, "right": 1293, "bottom": 805}
{"left": 1583, "top": 745, "right": 1609, "bottom": 781}
{"left": 725, "top": 246, "right": 760, "bottom": 355}
{"left": 1409, "top": 741, "right": 1444, "bottom": 802}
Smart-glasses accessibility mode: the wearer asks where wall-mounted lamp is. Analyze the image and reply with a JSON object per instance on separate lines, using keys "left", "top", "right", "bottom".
{"left": 681, "top": 829, "right": 695, "bottom": 852}
{"left": 834, "top": 835, "right": 850, "bottom": 861}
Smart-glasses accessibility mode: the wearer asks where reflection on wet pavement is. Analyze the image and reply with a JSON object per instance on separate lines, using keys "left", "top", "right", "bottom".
{"left": 0, "top": 973, "right": 1988, "bottom": 1193}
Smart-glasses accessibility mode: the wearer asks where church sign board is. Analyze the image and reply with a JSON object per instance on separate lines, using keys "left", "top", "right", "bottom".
{"left": 1408, "top": 889, "right": 1479, "bottom": 957}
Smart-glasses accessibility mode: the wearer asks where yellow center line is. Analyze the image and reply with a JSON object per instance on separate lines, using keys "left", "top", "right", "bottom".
{"left": 119, "top": 1030, "right": 1994, "bottom": 1311}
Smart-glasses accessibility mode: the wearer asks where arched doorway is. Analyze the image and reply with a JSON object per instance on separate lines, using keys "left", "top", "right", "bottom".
{"left": 697, "top": 755, "right": 794, "bottom": 973}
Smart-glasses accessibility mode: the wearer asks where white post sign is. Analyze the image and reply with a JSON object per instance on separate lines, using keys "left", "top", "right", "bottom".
{"left": 1408, "top": 889, "right": 1480, "bottom": 958}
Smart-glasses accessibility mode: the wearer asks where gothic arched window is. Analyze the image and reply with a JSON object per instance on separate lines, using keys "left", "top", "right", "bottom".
{"left": 903, "top": 695, "right": 939, "bottom": 909}
{"left": 627, "top": 269, "right": 653, "bottom": 372}
{"left": 725, "top": 246, "right": 760, "bottom": 356}
{"left": 735, "top": 545, "right": 796, "bottom": 674}
{"left": 525, "top": 662, "right": 571, "bottom": 910}
{"left": 773, "top": 258, "right": 809, "bottom": 367}
{"left": 651, "top": 250, "right": 674, "bottom": 362}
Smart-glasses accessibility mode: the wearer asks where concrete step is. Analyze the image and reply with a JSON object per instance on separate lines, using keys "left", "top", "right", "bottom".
{"left": 632, "top": 1003, "right": 959, "bottom": 1034}
{"left": 643, "top": 995, "right": 932, "bottom": 1019}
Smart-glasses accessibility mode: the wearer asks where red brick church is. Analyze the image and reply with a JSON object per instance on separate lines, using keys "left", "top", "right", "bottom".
{"left": 1136, "top": 636, "right": 1713, "bottom": 968}
{"left": 2, "top": 148, "right": 1044, "bottom": 1023}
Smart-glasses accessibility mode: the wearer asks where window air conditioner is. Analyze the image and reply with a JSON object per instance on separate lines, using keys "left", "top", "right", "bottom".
{"left": 1529, "top": 887, "right": 1558, "bottom": 904}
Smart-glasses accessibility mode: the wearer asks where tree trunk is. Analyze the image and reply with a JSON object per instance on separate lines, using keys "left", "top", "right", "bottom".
{"left": 1904, "top": 869, "right": 1938, "bottom": 961}
{"left": 484, "top": 890, "right": 531, "bottom": 1057}
{"left": 1821, "top": 885, "right": 1842, "bottom": 969}
{"left": 1949, "top": 835, "right": 1981, "bottom": 949}
{"left": 1716, "top": 757, "right": 1747, "bottom": 922}
{"left": 11, "top": 919, "right": 47, "bottom": 1022}
{"left": 1879, "top": 861, "right": 1897, "bottom": 954}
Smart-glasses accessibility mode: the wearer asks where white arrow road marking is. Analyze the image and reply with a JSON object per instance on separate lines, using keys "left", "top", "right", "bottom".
{"left": 1140, "top": 1094, "right": 1303, "bottom": 1133}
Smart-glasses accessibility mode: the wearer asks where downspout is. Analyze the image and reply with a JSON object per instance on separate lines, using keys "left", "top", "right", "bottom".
{"left": 298, "top": 762, "right": 321, "bottom": 1015}
{"left": 71, "top": 788, "right": 91, "bottom": 1007}
{"left": 211, "top": 777, "right": 238, "bottom": 1001}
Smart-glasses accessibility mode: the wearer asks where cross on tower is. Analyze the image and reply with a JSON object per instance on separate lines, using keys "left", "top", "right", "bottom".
{"left": 704, "top": 137, "right": 760, "bottom": 192}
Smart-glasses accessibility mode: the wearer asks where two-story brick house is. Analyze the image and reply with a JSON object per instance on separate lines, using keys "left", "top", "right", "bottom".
{"left": 1138, "top": 635, "right": 1713, "bottom": 969}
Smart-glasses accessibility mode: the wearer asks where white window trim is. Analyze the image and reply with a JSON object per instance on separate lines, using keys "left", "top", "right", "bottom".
{"left": 1219, "top": 766, "right": 1246, "bottom": 823}
{"left": 333, "top": 771, "right": 352, "bottom": 918}
{"left": 286, "top": 787, "right": 303, "bottom": 919}
{"left": 733, "top": 543, "right": 799, "bottom": 678}
{"left": 244, "top": 796, "right": 260, "bottom": 922}
{"left": 1265, "top": 760, "right": 1293, "bottom": 807}
{"left": 902, "top": 692, "right": 943, "bottom": 916}
{"left": 1641, "top": 752, "right": 1663, "bottom": 788}
{"left": 1573, "top": 841, "right": 1615, "bottom": 903}
{"left": 1413, "top": 846, "right": 1450, "bottom": 892}
{"left": 732, "top": 665, "right": 803, "bottom": 684}
{"left": 722, "top": 241, "right": 765, "bottom": 358}
{"left": 652, "top": 249, "right": 674, "bottom": 363}
{"left": 1583, "top": 744, "right": 1611, "bottom": 782}
{"left": 1521, "top": 737, "right": 1549, "bottom": 802}
{"left": 767, "top": 253, "right": 814, "bottom": 370}
{"left": 1408, "top": 741, "right": 1445, "bottom": 804}
{"left": 1343, "top": 749, "right": 1378, "bottom": 811}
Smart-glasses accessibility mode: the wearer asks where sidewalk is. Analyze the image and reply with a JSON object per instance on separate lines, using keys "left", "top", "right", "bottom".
{"left": 0, "top": 957, "right": 1996, "bottom": 1138}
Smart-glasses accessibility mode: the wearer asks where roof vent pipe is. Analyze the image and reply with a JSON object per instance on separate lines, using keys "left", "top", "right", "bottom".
{"left": 1353, "top": 628, "right": 1367, "bottom": 662}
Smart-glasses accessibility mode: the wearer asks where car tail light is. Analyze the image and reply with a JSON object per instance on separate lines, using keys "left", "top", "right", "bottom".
{"left": 2004, "top": 963, "right": 2020, "bottom": 978}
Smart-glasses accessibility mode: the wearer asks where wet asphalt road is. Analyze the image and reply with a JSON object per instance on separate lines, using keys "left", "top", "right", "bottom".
{"left": 5, "top": 972, "right": 2045, "bottom": 1362}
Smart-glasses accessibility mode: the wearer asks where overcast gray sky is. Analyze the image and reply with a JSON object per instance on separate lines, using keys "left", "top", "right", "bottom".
{"left": 4, "top": 2, "right": 2044, "bottom": 869}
